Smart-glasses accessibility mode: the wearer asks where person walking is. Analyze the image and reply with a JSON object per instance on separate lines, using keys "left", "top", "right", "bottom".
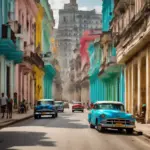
{"left": 7, "top": 94, "right": 13, "bottom": 119}
{"left": 0, "top": 93, "right": 7, "bottom": 118}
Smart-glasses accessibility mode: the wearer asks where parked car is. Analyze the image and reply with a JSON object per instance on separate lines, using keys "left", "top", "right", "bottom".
{"left": 88, "top": 101, "right": 135, "bottom": 134}
{"left": 55, "top": 101, "right": 64, "bottom": 112}
{"left": 64, "top": 102, "right": 69, "bottom": 109}
{"left": 34, "top": 99, "right": 58, "bottom": 119}
{"left": 72, "top": 102, "right": 84, "bottom": 112}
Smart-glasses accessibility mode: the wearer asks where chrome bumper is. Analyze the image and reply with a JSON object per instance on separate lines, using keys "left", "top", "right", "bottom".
{"left": 100, "top": 123, "right": 135, "bottom": 128}
{"left": 35, "top": 112, "right": 55, "bottom": 115}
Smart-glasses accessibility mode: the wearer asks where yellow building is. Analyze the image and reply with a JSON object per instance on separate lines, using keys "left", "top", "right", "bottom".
{"left": 36, "top": 3, "right": 44, "bottom": 53}
{"left": 33, "top": 65, "right": 45, "bottom": 100}
{"left": 33, "top": 2, "right": 44, "bottom": 101}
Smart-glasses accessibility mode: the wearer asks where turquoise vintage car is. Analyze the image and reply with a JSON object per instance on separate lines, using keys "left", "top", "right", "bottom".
{"left": 88, "top": 101, "right": 135, "bottom": 134}
{"left": 34, "top": 99, "right": 58, "bottom": 119}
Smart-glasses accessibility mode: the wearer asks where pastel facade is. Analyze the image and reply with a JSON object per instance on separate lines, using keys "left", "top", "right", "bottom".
{"left": 40, "top": 0, "right": 56, "bottom": 99}
{"left": 15, "top": 0, "right": 44, "bottom": 106}
{"left": 0, "top": 0, "right": 23, "bottom": 100}
{"left": 112, "top": 0, "right": 150, "bottom": 123}
{"left": 98, "top": 0, "right": 125, "bottom": 103}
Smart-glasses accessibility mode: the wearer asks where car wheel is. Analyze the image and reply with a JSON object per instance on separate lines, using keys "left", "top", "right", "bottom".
{"left": 34, "top": 115, "right": 38, "bottom": 119}
{"left": 55, "top": 113, "right": 58, "bottom": 118}
{"left": 90, "top": 123, "right": 95, "bottom": 129}
{"left": 72, "top": 110, "right": 74, "bottom": 113}
{"left": 82, "top": 110, "right": 84, "bottom": 113}
{"left": 52, "top": 114, "right": 56, "bottom": 118}
{"left": 126, "top": 128, "right": 134, "bottom": 134}
{"left": 39, "top": 115, "right": 41, "bottom": 119}
{"left": 96, "top": 119, "right": 105, "bottom": 132}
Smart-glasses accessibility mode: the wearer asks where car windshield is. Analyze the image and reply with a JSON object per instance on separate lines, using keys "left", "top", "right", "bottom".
{"left": 37, "top": 101, "right": 54, "bottom": 105}
{"left": 74, "top": 102, "right": 81, "bottom": 105}
{"left": 55, "top": 101, "right": 63, "bottom": 105}
{"left": 96, "top": 103, "right": 125, "bottom": 111}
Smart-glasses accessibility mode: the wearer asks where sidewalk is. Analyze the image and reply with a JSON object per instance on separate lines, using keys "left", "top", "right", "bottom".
{"left": 0, "top": 109, "right": 33, "bottom": 129}
{"left": 135, "top": 123, "right": 150, "bottom": 138}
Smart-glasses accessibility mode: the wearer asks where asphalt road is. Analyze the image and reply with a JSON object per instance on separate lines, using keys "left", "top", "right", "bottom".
{"left": 0, "top": 109, "right": 150, "bottom": 150}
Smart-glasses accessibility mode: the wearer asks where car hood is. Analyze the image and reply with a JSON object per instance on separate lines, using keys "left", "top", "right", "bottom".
{"left": 95, "top": 110, "right": 133, "bottom": 119}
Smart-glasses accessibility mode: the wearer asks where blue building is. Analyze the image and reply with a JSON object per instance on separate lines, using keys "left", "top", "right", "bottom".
{"left": 99, "top": 0, "right": 125, "bottom": 103}
{"left": 0, "top": 0, "right": 23, "bottom": 97}
{"left": 88, "top": 0, "right": 125, "bottom": 104}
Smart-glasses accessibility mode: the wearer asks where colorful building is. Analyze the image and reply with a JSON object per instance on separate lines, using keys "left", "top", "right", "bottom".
{"left": 88, "top": 38, "right": 105, "bottom": 104}
{"left": 15, "top": 0, "right": 44, "bottom": 106}
{"left": 40, "top": 0, "right": 56, "bottom": 99}
{"left": 98, "top": 0, "right": 125, "bottom": 103}
{"left": 0, "top": 0, "right": 23, "bottom": 100}
{"left": 80, "top": 30, "right": 99, "bottom": 104}
{"left": 112, "top": 0, "right": 150, "bottom": 123}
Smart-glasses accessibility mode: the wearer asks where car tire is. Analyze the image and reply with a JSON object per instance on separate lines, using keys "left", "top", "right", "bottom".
{"left": 96, "top": 119, "right": 105, "bottom": 132}
{"left": 52, "top": 114, "right": 56, "bottom": 118}
{"left": 55, "top": 113, "right": 58, "bottom": 118}
{"left": 34, "top": 115, "right": 38, "bottom": 119}
{"left": 90, "top": 123, "right": 95, "bottom": 129}
{"left": 82, "top": 110, "right": 84, "bottom": 113}
{"left": 72, "top": 110, "right": 74, "bottom": 113}
{"left": 126, "top": 128, "right": 134, "bottom": 134}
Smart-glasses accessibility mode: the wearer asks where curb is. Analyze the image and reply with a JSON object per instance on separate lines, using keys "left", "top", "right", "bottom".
{"left": 0, "top": 114, "right": 33, "bottom": 129}
{"left": 134, "top": 129, "right": 150, "bottom": 139}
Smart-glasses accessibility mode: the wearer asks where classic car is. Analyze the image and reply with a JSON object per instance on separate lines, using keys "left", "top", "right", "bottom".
{"left": 72, "top": 102, "right": 84, "bottom": 112}
{"left": 34, "top": 99, "right": 58, "bottom": 119}
{"left": 55, "top": 101, "right": 64, "bottom": 112}
{"left": 88, "top": 101, "right": 135, "bottom": 134}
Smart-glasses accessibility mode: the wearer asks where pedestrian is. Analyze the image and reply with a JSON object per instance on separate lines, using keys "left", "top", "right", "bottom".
{"left": 7, "top": 94, "right": 13, "bottom": 119}
{"left": 0, "top": 93, "right": 7, "bottom": 118}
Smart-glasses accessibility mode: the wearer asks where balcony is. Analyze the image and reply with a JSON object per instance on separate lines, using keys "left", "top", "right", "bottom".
{"left": 0, "top": 24, "right": 23, "bottom": 63}
{"left": 115, "top": 0, "right": 150, "bottom": 63}
{"left": 24, "top": 51, "right": 44, "bottom": 69}
{"left": 114, "top": 0, "right": 131, "bottom": 14}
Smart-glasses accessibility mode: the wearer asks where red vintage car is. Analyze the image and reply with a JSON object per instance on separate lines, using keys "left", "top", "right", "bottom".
{"left": 72, "top": 102, "right": 84, "bottom": 112}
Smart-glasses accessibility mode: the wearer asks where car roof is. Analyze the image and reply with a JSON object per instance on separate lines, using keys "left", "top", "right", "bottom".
{"left": 55, "top": 101, "right": 63, "bottom": 102}
{"left": 38, "top": 99, "right": 54, "bottom": 101}
{"left": 94, "top": 101, "right": 123, "bottom": 105}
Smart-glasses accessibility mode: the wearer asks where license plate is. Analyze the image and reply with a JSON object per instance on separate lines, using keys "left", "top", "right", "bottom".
{"left": 42, "top": 112, "right": 46, "bottom": 115}
{"left": 115, "top": 123, "right": 123, "bottom": 127}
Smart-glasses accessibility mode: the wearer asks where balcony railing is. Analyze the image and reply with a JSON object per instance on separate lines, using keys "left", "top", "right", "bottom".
{"left": 2, "top": 24, "right": 16, "bottom": 44}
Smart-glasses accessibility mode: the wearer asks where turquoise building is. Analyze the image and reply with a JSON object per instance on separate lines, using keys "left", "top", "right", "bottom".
{"left": 0, "top": 0, "right": 23, "bottom": 97}
{"left": 88, "top": 0, "right": 125, "bottom": 104}
{"left": 88, "top": 39, "right": 105, "bottom": 104}
{"left": 99, "top": 0, "right": 125, "bottom": 103}
{"left": 40, "top": 0, "right": 56, "bottom": 99}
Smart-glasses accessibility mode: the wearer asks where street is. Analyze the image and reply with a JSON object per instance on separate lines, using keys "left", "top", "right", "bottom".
{"left": 0, "top": 109, "right": 150, "bottom": 150}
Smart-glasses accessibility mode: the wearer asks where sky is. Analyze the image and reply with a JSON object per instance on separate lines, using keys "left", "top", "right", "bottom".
{"left": 48, "top": 0, "right": 102, "bottom": 28}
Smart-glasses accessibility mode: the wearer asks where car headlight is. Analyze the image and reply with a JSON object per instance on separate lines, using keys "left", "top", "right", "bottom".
{"left": 100, "top": 114, "right": 106, "bottom": 118}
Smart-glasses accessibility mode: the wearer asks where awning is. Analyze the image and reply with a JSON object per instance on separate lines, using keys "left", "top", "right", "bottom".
{"left": 0, "top": 39, "right": 23, "bottom": 63}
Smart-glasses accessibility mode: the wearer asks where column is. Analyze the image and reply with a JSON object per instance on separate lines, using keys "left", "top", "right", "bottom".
{"left": 10, "top": 61, "right": 14, "bottom": 99}
{"left": 125, "top": 67, "right": 128, "bottom": 111}
{"left": 0, "top": 56, "right": 5, "bottom": 93}
{"left": 137, "top": 58, "right": 141, "bottom": 114}
{"left": 131, "top": 63, "right": 134, "bottom": 114}
{"left": 146, "top": 48, "right": 150, "bottom": 123}
{"left": 127, "top": 67, "right": 130, "bottom": 112}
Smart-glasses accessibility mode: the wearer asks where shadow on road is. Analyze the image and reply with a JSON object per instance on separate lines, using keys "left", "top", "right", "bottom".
{"left": 12, "top": 112, "right": 89, "bottom": 129}
{"left": 0, "top": 131, "right": 56, "bottom": 150}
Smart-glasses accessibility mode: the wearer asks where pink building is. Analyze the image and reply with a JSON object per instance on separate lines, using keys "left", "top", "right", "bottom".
{"left": 14, "top": 0, "right": 42, "bottom": 106}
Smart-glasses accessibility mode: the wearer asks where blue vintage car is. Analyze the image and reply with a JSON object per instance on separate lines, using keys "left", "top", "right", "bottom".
{"left": 34, "top": 99, "right": 58, "bottom": 119}
{"left": 55, "top": 101, "right": 64, "bottom": 112}
{"left": 88, "top": 101, "right": 135, "bottom": 134}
